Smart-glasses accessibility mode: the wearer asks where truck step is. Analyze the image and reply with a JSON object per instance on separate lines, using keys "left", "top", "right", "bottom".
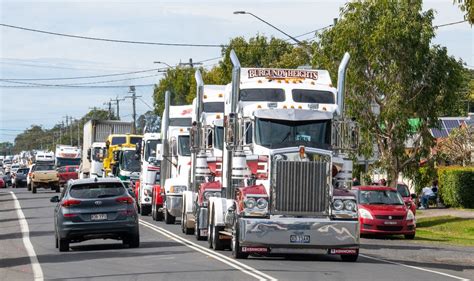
{"left": 218, "top": 231, "right": 232, "bottom": 240}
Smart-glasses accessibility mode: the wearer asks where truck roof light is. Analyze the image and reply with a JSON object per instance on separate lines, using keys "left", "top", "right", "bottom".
{"left": 311, "top": 81, "right": 315, "bottom": 85}
{"left": 323, "top": 107, "right": 327, "bottom": 111}
{"left": 218, "top": 93, "right": 223, "bottom": 97}
{"left": 285, "top": 79, "right": 289, "bottom": 84}
{"left": 298, "top": 105, "right": 302, "bottom": 109}
{"left": 216, "top": 114, "right": 221, "bottom": 119}
{"left": 257, "top": 105, "right": 262, "bottom": 109}
{"left": 290, "top": 105, "right": 294, "bottom": 109}
{"left": 277, "top": 80, "right": 281, "bottom": 83}
{"left": 283, "top": 105, "right": 287, "bottom": 109}
{"left": 257, "top": 80, "right": 262, "bottom": 83}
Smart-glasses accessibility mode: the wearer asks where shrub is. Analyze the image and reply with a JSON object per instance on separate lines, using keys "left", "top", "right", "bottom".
{"left": 438, "top": 166, "right": 474, "bottom": 208}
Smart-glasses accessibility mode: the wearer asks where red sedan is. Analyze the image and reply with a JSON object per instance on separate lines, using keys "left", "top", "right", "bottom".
{"left": 353, "top": 186, "right": 416, "bottom": 239}
{"left": 57, "top": 165, "right": 79, "bottom": 186}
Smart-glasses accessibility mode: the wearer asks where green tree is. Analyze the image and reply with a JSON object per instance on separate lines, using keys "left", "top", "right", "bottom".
{"left": 313, "top": 0, "right": 465, "bottom": 186}
{"left": 455, "top": 0, "right": 474, "bottom": 24}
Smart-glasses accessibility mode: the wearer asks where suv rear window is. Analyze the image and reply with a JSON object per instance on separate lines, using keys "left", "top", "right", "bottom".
{"left": 35, "top": 165, "right": 55, "bottom": 171}
{"left": 69, "top": 183, "right": 126, "bottom": 199}
{"left": 17, "top": 168, "right": 29, "bottom": 174}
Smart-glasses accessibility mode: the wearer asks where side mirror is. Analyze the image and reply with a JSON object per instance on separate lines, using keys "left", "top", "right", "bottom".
{"left": 113, "top": 151, "right": 120, "bottom": 162}
{"left": 411, "top": 193, "right": 417, "bottom": 199}
{"left": 50, "top": 196, "right": 60, "bottom": 203}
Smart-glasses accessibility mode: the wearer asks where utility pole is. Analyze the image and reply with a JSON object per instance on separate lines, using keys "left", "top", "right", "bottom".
{"left": 76, "top": 119, "right": 80, "bottom": 147}
{"left": 178, "top": 58, "right": 202, "bottom": 68}
{"left": 111, "top": 96, "right": 125, "bottom": 120}
{"left": 125, "top": 86, "right": 142, "bottom": 133}
{"left": 59, "top": 121, "right": 63, "bottom": 144}
{"left": 64, "top": 115, "right": 73, "bottom": 146}
{"left": 103, "top": 100, "right": 113, "bottom": 119}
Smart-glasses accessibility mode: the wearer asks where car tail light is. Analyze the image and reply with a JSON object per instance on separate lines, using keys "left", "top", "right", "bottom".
{"left": 119, "top": 209, "right": 135, "bottom": 216}
{"left": 61, "top": 199, "right": 81, "bottom": 207}
{"left": 116, "top": 196, "right": 134, "bottom": 204}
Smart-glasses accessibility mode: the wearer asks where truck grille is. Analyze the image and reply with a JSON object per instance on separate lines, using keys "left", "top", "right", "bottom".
{"left": 272, "top": 160, "right": 330, "bottom": 215}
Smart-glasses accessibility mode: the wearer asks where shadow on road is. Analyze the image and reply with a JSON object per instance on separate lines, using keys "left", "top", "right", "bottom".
{"left": 417, "top": 216, "right": 471, "bottom": 228}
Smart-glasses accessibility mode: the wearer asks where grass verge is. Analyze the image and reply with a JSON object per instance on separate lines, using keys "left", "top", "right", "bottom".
{"left": 415, "top": 215, "right": 474, "bottom": 246}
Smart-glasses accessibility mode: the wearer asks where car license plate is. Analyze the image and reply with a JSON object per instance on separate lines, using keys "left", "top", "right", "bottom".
{"left": 91, "top": 214, "right": 107, "bottom": 220}
{"left": 384, "top": 221, "right": 397, "bottom": 225}
{"left": 290, "top": 234, "right": 310, "bottom": 243}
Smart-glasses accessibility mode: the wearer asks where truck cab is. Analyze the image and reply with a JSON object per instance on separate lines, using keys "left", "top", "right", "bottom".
{"left": 103, "top": 134, "right": 143, "bottom": 176}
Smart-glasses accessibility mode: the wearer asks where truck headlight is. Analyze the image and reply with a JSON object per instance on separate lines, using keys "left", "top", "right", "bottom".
{"left": 244, "top": 198, "right": 256, "bottom": 209}
{"left": 344, "top": 200, "right": 356, "bottom": 211}
{"left": 333, "top": 199, "right": 344, "bottom": 211}
{"left": 358, "top": 208, "right": 373, "bottom": 219}
{"left": 256, "top": 198, "right": 268, "bottom": 209}
{"left": 204, "top": 192, "right": 213, "bottom": 200}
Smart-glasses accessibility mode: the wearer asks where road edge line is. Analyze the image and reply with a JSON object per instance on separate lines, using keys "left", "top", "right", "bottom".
{"left": 139, "top": 220, "right": 276, "bottom": 281}
{"left": 10, "top": 191, "right": 44, "bottom": 281}
{"left": 360, "top": 254, "right": 470, "bottom": 281}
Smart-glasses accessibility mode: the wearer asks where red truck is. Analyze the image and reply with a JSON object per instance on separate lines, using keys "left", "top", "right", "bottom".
{"left": 57, "top": 165, "right": 79, "bottom": 186}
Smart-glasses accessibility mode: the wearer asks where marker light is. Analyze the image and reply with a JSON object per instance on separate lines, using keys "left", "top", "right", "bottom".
{"left": 218, "top": 93, "right": 223, "bottom": 97}
{"left": 204, "top": 95, "right": 208, "bottom": 99}
{"left": 216, "top": 114, "right": 221, "bottom": 119}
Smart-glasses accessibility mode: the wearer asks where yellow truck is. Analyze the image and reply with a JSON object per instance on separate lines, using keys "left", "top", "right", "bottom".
{"left": 103, "top": 134, "right": 143, "bottom": 177}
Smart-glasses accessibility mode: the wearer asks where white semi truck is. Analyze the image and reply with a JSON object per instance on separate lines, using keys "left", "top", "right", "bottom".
{"left": 160, "top": 96, "right": 193, "bottom": 224}
{"left": 79, "top": 120, "right": 133, "bottom": 179}
{"left": 55, "top": 145, "right": 81, "bottom": 167}
{"left": 206, "top": 50, "right": 360, "bottom": 260}
{"left": 182, "top": 73, "right": 226, "bottom": 238}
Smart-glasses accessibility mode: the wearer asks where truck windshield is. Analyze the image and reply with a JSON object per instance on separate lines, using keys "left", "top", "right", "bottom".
{"left": 92, "top": 147, "right": 104, "bottom": 162}
{"left": 145, "top": 139, "right": 161, "bottom": 160}
{"left": 203, "top": 102, "right": 224, "bottom": 113}
{"left": 56, "top": 157, "right": 81, "bottom": 167}
{"left": 169, "top": 118, "right": 192, "bottom": 127}
{"left": 240, "top": 88, "right": 285, "bottom": 102}
{"left": 178, "top": 136, "right": 191, "bottom": 156}
{"left": 292, "top": 89, "right": 335, "bottom": 104}
{"left": 130, "top": 137, "right": 142, "bottom": 146}
{"left": 214, "top": 126, "right": 224, "bottom": 151}
{"left": 255, "top": 118, "right": 331, "bottom": 149}
{"left": 122, "top": 150, "right": 141, "bottom": 172}
{"left": 111, "top": 137, "right": 126, "bottom": 145}
{"left": 359, "top": 190, "right": 404, "bottom": 205}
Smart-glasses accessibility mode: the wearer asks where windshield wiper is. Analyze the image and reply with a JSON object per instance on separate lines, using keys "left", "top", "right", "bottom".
{"left": 281, "top": 131, "right": 291, "bottom": 143}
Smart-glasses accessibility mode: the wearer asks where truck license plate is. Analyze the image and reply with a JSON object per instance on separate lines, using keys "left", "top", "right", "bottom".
{"left": 91, "top": 214, "right": 107, "bottom": 220}
{"left": 290, "top": 234, "right": 310, "bottom": 243}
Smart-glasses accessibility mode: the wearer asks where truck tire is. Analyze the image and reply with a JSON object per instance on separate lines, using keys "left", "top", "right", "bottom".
{"left": 27, "top": 183, "right": 31, "bottom": 191}
{"left": 152, "top": 204, "right": 157, "bottom": 220}
{"left": 207, "top": 221, "right": 213, "bottom": 249}
{"left": 194, "top": 215, "right": 206, "bottom": 241}
{"left": 212, "top": 224, "right": 225, "bottom": 250}
{"left": 140, "top": 204, "right": 150, "bottom": 216}
{"left": 55, "top": 185, "right": 60, "bottom": 193}
{"left": 232, "top": 221, "right": 248, "bottom": 259}
{"left": 164, "top": 209, "right": 175, "bottom": 224}
{"left": 59, "top": 238, "right": 69, "bottom": 252}
{"left": 183, "top": 214, "right": 194, "bottom": 235}
{"left": 32, "top": 183, "right": 37, "bottom": 194}
{"left": 341, "top": 254, "right": 358, "bottom": 262}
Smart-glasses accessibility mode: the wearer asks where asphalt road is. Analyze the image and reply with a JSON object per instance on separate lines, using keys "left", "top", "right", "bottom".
{"left": 1, "top": 187, "right": 472, "bottom": 281}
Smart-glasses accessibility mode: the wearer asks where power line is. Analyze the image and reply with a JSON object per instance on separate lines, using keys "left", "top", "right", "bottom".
{"left": 1, "top": 23, "right": 225, "bottom": 48}
{"left": 0, "top": 83, "right": 156, "bottom": 89}
{"left": 434, "top": 20, "right": 468, "bottom": 28}
{"left": 138, "top": 98, "right": 154, "bottom": 110}
{"left": 2, "top": 67, "right": 167, "bottom": 81}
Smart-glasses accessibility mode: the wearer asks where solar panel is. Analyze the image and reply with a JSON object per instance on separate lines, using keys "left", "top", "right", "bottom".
{"left": 430, "top": 128, "right": 448, "bottom": 138}
{"left": 443, "top": 119, "right": 461, "bottom": 129}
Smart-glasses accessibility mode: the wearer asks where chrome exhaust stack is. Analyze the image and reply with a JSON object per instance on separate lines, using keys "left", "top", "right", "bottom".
{"left": 337, "top": 52, "right": 350, "bottom": 118}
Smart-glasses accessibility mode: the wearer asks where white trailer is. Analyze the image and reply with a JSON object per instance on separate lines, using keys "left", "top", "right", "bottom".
{"left": 79, "top": 120, "right": 133, "bottom": 178}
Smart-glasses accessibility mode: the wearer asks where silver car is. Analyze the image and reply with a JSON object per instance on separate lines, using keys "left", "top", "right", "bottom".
{"left": 51, "top": 178, "right": 139, "bottom": 252}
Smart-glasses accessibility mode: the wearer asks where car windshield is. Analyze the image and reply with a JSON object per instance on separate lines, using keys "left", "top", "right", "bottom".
{"left": 56, "top": 157, "right": 81, "bottom": 167}
{"left": 35, "top": 165, "right": 55, "bottom": 171}
{"left": 111, "top": 137, "right": 126, "bottom": 145}
{"left": 169, "top": 118, "right": 192, "bottom": 127}
{"left": 255, "top": 118, "right": 331, "bottom": 149}
{"left": 396, "top": 184, "right": 410, "bottom": 197}
{"left": 17, "top": 168, "right": 29, "bottom": 174}
{"left": 122, "top": 150, "right": 141, "bottom": 172}
{"left": 292, "top": 89, "right": 335, "bottom": 104}
{"left": 240, "top": 88, "right": 285, "bottom": 102}
{"left": 214, "top": 126, "right": 224, "bottom": 150}
{"left": 145, "top": 139, "right": 161, "bottom": 160}
{"left": 178, "top": 135, "right": 191, "bottom": 156}
{"left": 203, "top": 102, "right": 224, "bottom": 113}
{"left": 359, "top": 190, "right": 404, "bottom": 205}
{"left": 69, "top": 183, "right": 125, "bottom": 199}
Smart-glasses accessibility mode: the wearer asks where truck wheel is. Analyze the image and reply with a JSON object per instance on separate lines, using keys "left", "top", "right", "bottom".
{"left": 55, "top": 185, "right": 60, "bottom": 193}
{"left": 156, "top": 210, "right": 164, "bottom": 221}
{"left": 27, "top": 183, "right": 31, "bottom": 191}
{"left": 212, "top": 224, "right": 225, "bottom": 250}
{"left": 341, "top": 254, "right": 358, "bottom": 262}
{"left": 140, "top": 204, "right": 150, "bottom": 216}
{"left": 165, "top": 209, "right": 175, "bottom": 224}
{"left": 207, "top": 221, "right": 213, "bottom": 248}
{"left": 55, "top": 234, "right": 58, "bottom": 248}
{"left": 59, "top": 238, "right": 69, "bottom": 252}
{"left": 232, "top": 222, "right": 248, "bottom": 259}
{"left": 183, "top": 214, "right": 194, "bottom": 235}
{"left": 32, "top": 183, "right": 37, "bottom": 194}
{"left": 195, "top": 215, "right": 204, "bottom": 240}
{"left": 152, "top": 204, "right": 157, "bottom": 221}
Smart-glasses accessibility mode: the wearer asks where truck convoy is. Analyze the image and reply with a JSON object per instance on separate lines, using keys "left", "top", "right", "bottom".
{"left": 79, "top": 120, "right": 134, "bottom": 179}
{"left": 55, "top": 145, "right": 81, "bottom": 167}
{"left": 196, "top": 50, "right": 360, "bottom": 260}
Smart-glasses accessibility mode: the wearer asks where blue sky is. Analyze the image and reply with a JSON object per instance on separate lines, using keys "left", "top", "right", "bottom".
{"left": 1, "top": 0, "right": 472, "bottom": 143}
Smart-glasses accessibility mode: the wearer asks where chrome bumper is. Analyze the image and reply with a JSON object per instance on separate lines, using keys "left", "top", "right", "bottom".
{"left": 239, "top": 217, "right": 359, "bottom": 249}
{"left": 166, "top": 195, "right": 182, "bottom": 217}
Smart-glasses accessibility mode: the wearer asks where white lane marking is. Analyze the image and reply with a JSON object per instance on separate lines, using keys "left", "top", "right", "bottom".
{"left": 139, "top": 219, "right": 277, "bottom": 281}
{"left": 360, "top": 254, "right": 470, "bottom": 281}
{"left": 10, "top": 191, "right": 44, "bottom": 281}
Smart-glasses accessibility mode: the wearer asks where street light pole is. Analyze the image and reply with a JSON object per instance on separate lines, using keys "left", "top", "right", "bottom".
{"left": 233, "top": 11, "right": 302, "bottom": 44}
